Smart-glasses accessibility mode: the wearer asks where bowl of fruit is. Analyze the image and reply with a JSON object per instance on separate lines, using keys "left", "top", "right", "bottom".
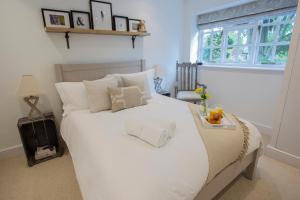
{"left": 207, "top": 108, "right": 224, "bottom": 125}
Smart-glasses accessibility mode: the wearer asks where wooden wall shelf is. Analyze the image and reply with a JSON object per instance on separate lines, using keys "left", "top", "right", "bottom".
{"left": 45, "top": 27, "right": 150, "bottom": 49}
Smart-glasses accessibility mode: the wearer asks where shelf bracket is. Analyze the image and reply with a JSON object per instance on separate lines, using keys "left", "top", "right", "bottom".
{"left": 62, "top": 32, "right": 141, "bottom": 49}
{"left": 65, "top": 32, "right": 70, "bottom": 49}
{"left": 132, "top": 35, "right": 137, "bottom": 49}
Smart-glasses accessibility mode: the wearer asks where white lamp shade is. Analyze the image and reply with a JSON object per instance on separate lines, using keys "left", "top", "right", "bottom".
{"left": 17, "top": 75, "right": 43, "bottom": 97}
{"left": 153, "top": 65, "right": 165, "bottom": 77}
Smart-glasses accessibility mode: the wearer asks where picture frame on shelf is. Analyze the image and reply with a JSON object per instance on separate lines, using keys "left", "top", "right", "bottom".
{"left": 42, "top": 9, "right": 71, "bottom": 28}
{"left": 128, "top": 19, "right": 141, "bottom": 32}
{"left": 70, "top": 10, "right": 91, "bottom": 29}
{"left": 90, "top": 0, "right": 113, "bottom": 31}
{"left": 113, "top": 16, "right": 129, "bottom": 32}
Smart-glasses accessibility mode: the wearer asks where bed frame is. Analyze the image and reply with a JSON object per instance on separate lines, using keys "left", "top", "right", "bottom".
{"left": 55, "top": 59, "right": 259, "bottom": 200}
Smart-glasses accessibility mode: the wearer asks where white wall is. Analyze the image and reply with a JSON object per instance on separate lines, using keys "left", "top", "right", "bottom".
{"left": 0, "top": 0, "right": 183, "bottom": 151}
{"left": 182, "top": 0, "right": 285, "bottom": 133}
{"left": 198, "top": 68, "right": 283, "bottom": 132}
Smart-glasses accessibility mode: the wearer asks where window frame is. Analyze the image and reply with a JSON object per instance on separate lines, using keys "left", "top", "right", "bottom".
{"left": 255, "top": 17, "right": 294, "bottom": 65}
{"left": 223, "top": 24, "right": 256, "bottom": 64}
{"left": 200, "top": 27, "right": 224, "bottom": 63}
{"left": 197, "top": 9, "right": 296, "bottom": 69}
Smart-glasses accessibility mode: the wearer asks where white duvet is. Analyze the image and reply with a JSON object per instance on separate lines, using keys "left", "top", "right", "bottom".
{"left": 61, "top": 94, "right": 262, "bottom": 200}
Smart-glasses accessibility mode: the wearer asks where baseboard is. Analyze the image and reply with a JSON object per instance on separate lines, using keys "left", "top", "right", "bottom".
{"left": 0, "top": 144, "right": 23, "bottom": 160}
{"left": 251, "top": 122, "right": 273, "bottom": 135}
{"left": 265, "top": 145, "right": 300, "bottom": 169}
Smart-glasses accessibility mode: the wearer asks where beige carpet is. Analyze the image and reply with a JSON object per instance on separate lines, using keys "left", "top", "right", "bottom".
{"left": 0, "top": 153, "right": 300, "bottom": 200}
{"left": 0, "top": 152, "right": 82, "bottom": 200}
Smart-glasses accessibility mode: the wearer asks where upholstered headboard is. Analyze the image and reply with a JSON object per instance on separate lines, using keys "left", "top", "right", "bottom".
{"left": 55, "top": 59, "right": 146, "bottom": 82}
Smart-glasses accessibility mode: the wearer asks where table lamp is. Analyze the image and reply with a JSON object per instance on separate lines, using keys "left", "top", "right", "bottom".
{"left": 17, "top": 75, "right": 43, "bottom": 119}
{"left": 153, "top": 65, "right": 165, "bottom": 92}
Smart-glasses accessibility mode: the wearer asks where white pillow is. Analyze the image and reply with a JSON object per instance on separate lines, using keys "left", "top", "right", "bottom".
{"left": 83, "top": 77, "right": 118, "bottom": 113}
{"left": 146, "top": 69, "right": 156, "bottom": 95}
{"left": 105, "top": 74, "right": 123, "bottom": 87}
{"left": 127, "top": 69, "right": 156, "bottom": 95}
{"left": 122, "top": 74, "right": 151, "bottom": 99}
{"left": 106, "top": 69, "right": 156, "bottom": 96}
{"left": 55, "top": 82, "right": 88, "bottom": 116}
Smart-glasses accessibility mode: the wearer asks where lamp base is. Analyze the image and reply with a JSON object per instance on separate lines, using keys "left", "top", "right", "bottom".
{"left": 24, "top": 96, "right": 42, "bottom": 119}
{"left": 154, "top": 77, "right": 163, "bottom": 93}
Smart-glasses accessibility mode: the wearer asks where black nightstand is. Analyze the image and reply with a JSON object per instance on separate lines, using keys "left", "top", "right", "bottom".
{"left": 17, "top": 112, "right": 64, "bottom": 167}
{"left": 158, "top": 90, "right": 171, "bottom": 97}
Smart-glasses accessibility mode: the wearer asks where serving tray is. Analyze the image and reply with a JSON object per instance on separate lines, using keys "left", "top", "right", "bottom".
{"left": 197, "top": 111, "right": 237, "bottom": 130}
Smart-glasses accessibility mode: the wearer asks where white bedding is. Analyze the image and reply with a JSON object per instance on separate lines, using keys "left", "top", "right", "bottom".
{"left": 61, "top": 94, "right": 262, "bottom": 200}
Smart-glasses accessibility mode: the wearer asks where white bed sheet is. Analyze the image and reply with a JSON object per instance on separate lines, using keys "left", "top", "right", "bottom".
{"left": 61, "top": 94, "right": 262, "bottom": 200}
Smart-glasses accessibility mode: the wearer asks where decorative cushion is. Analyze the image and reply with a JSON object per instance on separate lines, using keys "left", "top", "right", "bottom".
{"left": 176, "top": 91, "right": 202, "bottom": 101}
{"left": 106, "top": 69, "right": 156, "bottom": 96}
{"left": 121, "top": 74, "right": 151, "bottom": 99}
{"left": 108, "top": 86, "right": 147, "bottom": 112}
{"left": 83, "top": 77, "right": 118, "bottom": 113}
{"left": 105, "top": 74, "right": 123, "bottom": 87}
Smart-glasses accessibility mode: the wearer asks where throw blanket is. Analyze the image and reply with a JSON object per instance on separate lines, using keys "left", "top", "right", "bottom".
{"left": 188, "top": 104, "right": 249, "bottom": 183}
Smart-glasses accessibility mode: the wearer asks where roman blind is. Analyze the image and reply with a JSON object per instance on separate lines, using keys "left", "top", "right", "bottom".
{"left": 197, "top": 0, "right": 298, "bottom": 26}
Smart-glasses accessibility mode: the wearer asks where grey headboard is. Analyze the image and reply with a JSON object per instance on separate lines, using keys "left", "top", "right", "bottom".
{"left": 55, "top": 59, "right": 146, "bottom": 82}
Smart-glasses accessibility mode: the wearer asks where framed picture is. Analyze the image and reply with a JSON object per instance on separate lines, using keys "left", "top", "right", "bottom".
{"left": 42, "top": 9, "right": 71, "bottom": 28}
{"left": 128, "top": 19, "right": 141, "bottom": 32}
{"left": 71, "top": 10, "right": 91, "bottom": 29}
{"left": 113, "top": 16, "right": 129, "bottom": 32}
{"left": 90, "top": 0, "right": 113, "bottom": 30}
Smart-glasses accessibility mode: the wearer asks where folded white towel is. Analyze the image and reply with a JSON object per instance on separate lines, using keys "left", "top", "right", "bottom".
{"left": 125, "top": 117, "right": 176, "bottom": 148}
{"left": 140, "top": 126, "right": 170, "bottom": 147}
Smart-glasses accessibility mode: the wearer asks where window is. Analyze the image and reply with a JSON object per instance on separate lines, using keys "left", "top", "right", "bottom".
{"left": 226, "top": 28, "right": 253, "bottom": 63}
{"left": 198, "top": 10, "right": 296, "bottom": 68}
{"left": 201, "top": 28, "right": 223, "bottom": 63}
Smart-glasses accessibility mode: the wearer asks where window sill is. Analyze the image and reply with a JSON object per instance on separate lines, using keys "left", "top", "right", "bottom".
{"left": 200, "top": 64, "right": 285, "bottom": 73}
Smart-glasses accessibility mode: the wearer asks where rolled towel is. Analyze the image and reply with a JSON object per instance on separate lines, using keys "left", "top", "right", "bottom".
{"left": 125, "top": 119, "right": 143, "bottom": 137}
{"left": 125, "top": 117, "right": 176, "bottom": 147}
{"left": 141, "top": 126, "right": 170, "bottom": 147}
{"left": 160, "top": 120, "right": 176, "bottom": 138}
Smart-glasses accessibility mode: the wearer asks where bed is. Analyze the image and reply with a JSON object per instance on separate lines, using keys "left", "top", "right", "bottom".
{"left": 55, "top": 60, "right": 262, "bottom": 200}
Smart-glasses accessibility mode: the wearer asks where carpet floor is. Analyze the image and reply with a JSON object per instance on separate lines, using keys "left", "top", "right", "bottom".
{"left": 0, "top": 152, "right": 300, "bottom": 200}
